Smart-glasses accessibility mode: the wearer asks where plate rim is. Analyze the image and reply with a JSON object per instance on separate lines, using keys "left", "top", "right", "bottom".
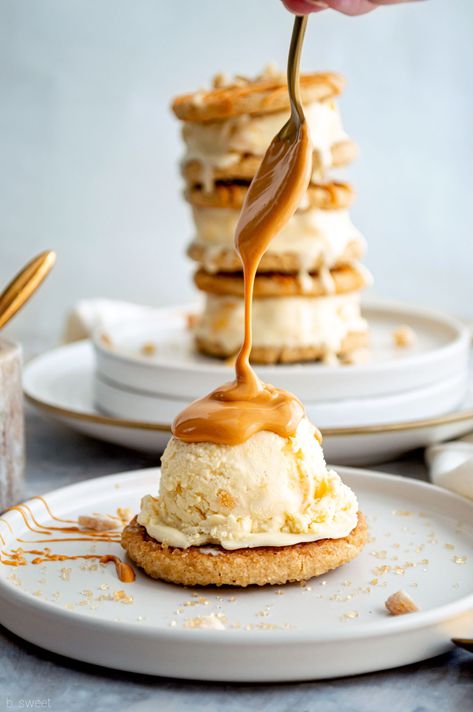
{"left": 23, "top": 341, "right": 473, "bottom": 438}
{"left": 1, "top": 465, "right": 473, "bottom": 645}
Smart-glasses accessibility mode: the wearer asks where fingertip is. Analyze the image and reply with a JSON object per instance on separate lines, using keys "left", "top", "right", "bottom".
{"left": 281, "top": 1, "right": 327, "bottom": 14}
{"left": 326, "top": 0, "right": 378, "bottom": 14}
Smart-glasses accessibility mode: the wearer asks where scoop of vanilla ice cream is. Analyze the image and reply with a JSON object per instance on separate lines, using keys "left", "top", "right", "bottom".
{"left": 137, "top": 417, "right": 358, "bottom": 550}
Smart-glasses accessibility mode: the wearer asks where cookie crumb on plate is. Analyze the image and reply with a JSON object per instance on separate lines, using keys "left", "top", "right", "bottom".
{"left": 392, "top": 325, "right": 416, "bottom": 348}
{"left": 385, "top": 589, "right": 419, "bottom": 616}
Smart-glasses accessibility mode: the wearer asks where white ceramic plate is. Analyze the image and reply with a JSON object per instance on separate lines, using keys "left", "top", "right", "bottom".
{"left": 23, "top": 341, "right": 473, "bottom": 465}
{"left": 94, "top": 301, "right": 470, "bottom": 401}
{"left": 94, "top": 368, "right": 469, "bottom": 429}
{"left": 0, "top": 467, "right": 472, "bottom": 681}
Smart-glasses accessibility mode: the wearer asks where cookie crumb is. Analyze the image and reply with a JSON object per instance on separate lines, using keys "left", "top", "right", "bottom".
{"left": 392, "top": 325, "right": 416, "bottom": 348}
{"left": 183, "top": 614, "right": 226, "bottom": 630}
{"left": 385, "top": 590, "right": 419, "bottom": 616}
{"left": 117, "top": 507, "right": 133, "bottom": 524}
{"left": 140, "top": 342, "right": 157, "bottom": 357}
{"left": 78, "top": 515, "right": 119, "bottom": 532}
{"left": 259, "top": 62, "right": 285, "bottom": 81}
{"left": 113, "top": 589, "right": 133, "bottom": 604}
{"left": 186, "top": 312, "right": 199, "bottom": 330}
{"left": 212, "top": 72, "right": 230, "bottom": 89}
{"left": 342, "top": 348, "right": 371, "bottom": 365}
{"left": 340, "top": 610, "right": 359, "bottom": 621}
{"left": 100, "top": 332, "right": 114, "bottom": 348}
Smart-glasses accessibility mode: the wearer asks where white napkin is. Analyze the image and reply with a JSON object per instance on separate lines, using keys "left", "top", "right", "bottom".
{"left": 425, "top": 319, "right": 473, "bottom": 500}
{"left": 426, "top": 435, "right": 473, "bottom": 501}
{"left": 62, "top": 299, "right": 157, "bottom": 343}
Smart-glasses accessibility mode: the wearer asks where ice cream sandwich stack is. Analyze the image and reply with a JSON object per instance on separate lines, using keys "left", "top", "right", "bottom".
{"left": 171, "top": 66, "right": 371, "bottom": 364}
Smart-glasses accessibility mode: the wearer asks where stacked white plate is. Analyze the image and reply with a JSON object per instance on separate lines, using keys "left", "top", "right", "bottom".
{"left": 93, "top": 300, "right": 470, "bottom": 430}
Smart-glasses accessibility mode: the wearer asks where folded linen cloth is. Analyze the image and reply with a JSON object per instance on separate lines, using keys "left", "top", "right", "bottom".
{"left": 63, "top": 299, "right": 159, "bottom": 343}
{"left": 426, "top": 436, "right": 473, "bottom": 501}
{"left": 426, "top": 321, "right": 473, "bottom": 500}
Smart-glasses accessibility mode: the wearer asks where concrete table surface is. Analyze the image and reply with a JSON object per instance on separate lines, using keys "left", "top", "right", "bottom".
{"left": 0, "top": 408, "right": 471, "bottom": 712}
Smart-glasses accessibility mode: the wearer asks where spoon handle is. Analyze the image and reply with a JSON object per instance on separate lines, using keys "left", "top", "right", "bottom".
{"left": 0, "top": 250, "right": 56, "bottom": 330}
{"left": 452, "top": 638, "right": 473, "bottom": 653}
{"left": 287, "top": 15, "right": 308, "bottom": 123}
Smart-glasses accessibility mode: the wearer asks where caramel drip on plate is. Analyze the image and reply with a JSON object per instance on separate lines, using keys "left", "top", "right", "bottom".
{"left": 2, "top": 548, "right": 135, "bottom": 583}
{"left": 6, "top": 504, "right": 120, "bottom": 540}
{"left": 100, "top": 555, "right": 136, "bottom": 583}
{"left": 0, "top": 519, "right": 13, "bottom": 547}
{"left": 0, "top": 553, "right": 21, "bottom": 567}
{"left": 29, "top": 496, "right": 79, "bottom": 523}
{"left": 173, "top": 17, "right": 312, "bottom": 446}
{"left": 5, "top": 505, "right": 54, "bottom": 536}
{"left": 0, "top": 497, "right": 134, "bottom": 583}
{"left": 16, "top": 535, "right": 120, "bottom": 543}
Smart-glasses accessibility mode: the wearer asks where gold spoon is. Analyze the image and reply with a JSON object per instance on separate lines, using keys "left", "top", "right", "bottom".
{"left": 287, "top": 14, "right": 308, "bottom": 128}
{"left": 0, "top": 250, "right": 56, "bottom": 330}
{"left": 452, "top": 638, "right": 473, "bottom": 653}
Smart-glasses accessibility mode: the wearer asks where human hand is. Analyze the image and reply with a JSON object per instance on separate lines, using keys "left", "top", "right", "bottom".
{"left": 282, "top": 0, "right": 422, "bottom": 17}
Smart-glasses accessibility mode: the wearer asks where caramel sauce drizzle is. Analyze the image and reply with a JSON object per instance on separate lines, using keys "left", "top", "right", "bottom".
{"left": 1, "top": 548, "right": 135, "bottom": 582}
{"left": 4, "top": 506, "right": 50, "bottom": 536}
{"left": 16, "top": 535, "right": 120, "bottom": 544}
{"left": 0, "top": 520, "right": 13, "bottom": 551}
{"left": 0, "top": 517, "right": 15, "bottom": 535}
{"left": 100, "top": 555, "right": 136, "bottom": 583}
{"left": 0, "top": 497, "right": 134, "bottom": 584}
{"left": 173, "top": 16, "right": 313, "bottom": 447}
{"left": 175, "top": 71, "right": 341, "bottom": 116}
{"left": 6, "top": 504, "right": 120, "bottom": 538}
{"left": 30, "top": 495, "right": 78, "bottom": 523}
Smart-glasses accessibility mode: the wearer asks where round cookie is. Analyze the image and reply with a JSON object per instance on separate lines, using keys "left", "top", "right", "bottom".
{"left": 187, "top": 239, "right": 365, "bottom": 274}
{"left": 172, "top": 72, "right": 345, "bottom": 123}
{"left": 121, "top": 512, "right": 367, "bottom": 587}
{"left": 182, "top": 140, "right": 358, "bottom": 187}
{"left": 185, "top": 180, "right": 355, "bottom": 211}
{"left": 194, "top": 265, "right": 370, "bottom": 299}
{"left": 195, "top": 331, "right": 369, "bottom": 365}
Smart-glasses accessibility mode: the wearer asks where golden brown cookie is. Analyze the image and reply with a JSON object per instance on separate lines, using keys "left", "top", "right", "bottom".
{"left": 121, "top": 512, "right": 367, "bottom": 587}
{"left": 185, "top": 180, "right": 355, "bottom": 211}
{"left": 194, "top": 265, "right": 370, "bottom": 299}
{"left": 182, "top": 140, "right": 358, "bottom": 187}
{"left": 172, "top": 72, "right": 345, "bottom": 123}
{"left": 187, "top": 239, "right": 365, "bottom": 274}
{"left": 195, "top": 331, "right": 369, "bottom": 364}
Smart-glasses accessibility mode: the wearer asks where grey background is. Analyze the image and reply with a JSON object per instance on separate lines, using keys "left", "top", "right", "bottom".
{"left": 0, "top": 0, "right": 471, "bottom": 344}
